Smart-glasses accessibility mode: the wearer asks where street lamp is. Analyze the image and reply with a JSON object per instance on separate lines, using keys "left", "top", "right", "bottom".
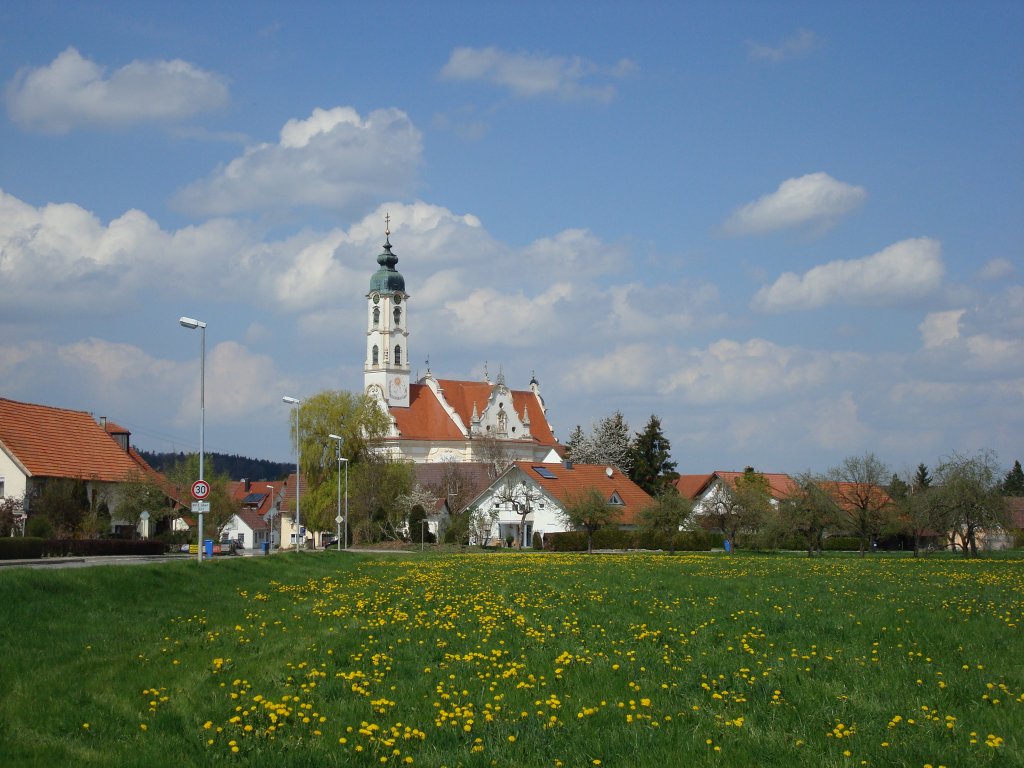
{"left": 421, "top": 518, "right": 428, "bottom": 552}
{"left": 328, "top": 434, "right": 348, "bottom": 552}
{"left": 179, "top": 316, "right": 206, "bottom": 564}
{"left": 282, "top": 396, "right": 301, "bottom": 550}
{"left": 265, "top": 484, "right": 276, "bottom": 551}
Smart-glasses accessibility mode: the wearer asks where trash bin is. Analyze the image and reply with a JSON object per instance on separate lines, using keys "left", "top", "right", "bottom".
{"left": 205, "top": 539, "right": 214, "bottom": 559}
{"left": 262, "top": 541, "right": 269, "bottom": 555}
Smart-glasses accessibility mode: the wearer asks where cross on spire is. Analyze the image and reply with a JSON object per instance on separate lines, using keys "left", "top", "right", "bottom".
{"left": 384, "top": 212, "right": 391, "bottom": 237}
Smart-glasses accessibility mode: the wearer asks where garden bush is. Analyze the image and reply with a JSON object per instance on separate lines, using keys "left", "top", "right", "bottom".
{"left": 0, "top": 537, "right": 46, "bottom": 559}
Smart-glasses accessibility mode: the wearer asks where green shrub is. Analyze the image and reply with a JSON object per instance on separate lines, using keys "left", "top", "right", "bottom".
{"left": 0, "top": 537, "right": 46, "bottom": 559}
{"left": 591, "top": 527, "right": 632, "bottom": 549}
{"left": 25, "top": 516, "right": 53, "bottom": 539}
{"left": 545, "top": 531, "right": 587, "bottom": 551}
{"left": 532, "top": 532, "right": 543, "bottom": 550}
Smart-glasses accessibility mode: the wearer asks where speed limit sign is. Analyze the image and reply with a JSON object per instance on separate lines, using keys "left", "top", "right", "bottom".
{"left": 191, "top": 480, "right": 210, "bottom": 500}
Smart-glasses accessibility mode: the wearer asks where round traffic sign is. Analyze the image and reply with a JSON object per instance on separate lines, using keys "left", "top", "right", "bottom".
{"left": 191, "top": 480, "right": 210, "bottom": 500}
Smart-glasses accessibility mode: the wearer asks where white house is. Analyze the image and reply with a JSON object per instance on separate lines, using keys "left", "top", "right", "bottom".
{"left": 465, "top": 461, "right": 654, "bottom": 547}
{"left": 0, "top": 397, "right": 172, "bottom": 534}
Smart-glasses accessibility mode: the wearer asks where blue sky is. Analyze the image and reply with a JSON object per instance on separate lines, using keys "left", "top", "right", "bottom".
{"left": 1, "top": 1, "right": 1021, "bottom": 477}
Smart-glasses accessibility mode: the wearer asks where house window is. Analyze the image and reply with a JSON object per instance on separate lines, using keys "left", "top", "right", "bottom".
{"left": 373, "top": 307, "right": 380, "bottom": 327}
{"left": 372, "top": 345, "right": 379, "bottom": 365}
{"left": 0, "top": 477, "right": 4, "bottom": 498}
{"left": 394, "top": 345, "right": 402, "bottom": 366}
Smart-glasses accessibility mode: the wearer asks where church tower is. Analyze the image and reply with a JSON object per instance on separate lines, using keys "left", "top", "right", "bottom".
{"left": 364, "top": 215, "right": 410, "bottom": 408}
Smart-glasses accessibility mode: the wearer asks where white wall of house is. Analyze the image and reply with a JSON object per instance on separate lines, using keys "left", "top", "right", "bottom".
{"left": 469, "top": 471, "right": 570, "bottom": 547}
{"left": 0, "top": 450, "right": 28, "bottom": 502}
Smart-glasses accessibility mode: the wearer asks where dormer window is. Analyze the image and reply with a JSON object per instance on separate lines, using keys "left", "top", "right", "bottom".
{"left": 609, "top": 491, "right": 624, "bottom": 505}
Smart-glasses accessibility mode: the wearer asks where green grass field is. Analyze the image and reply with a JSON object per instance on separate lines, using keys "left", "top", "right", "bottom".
{"left": 0, "top": 551, "right": 1020, "bottom": 767}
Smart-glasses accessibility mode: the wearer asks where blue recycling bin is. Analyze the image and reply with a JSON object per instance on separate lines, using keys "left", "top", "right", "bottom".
{"left": 205, "top": 539, "right": 214, "bottom": 559}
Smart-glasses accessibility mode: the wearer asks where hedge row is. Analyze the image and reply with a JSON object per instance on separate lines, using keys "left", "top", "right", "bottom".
{"left": 0, "top": 537, "right": 166, "bottom": 560}
{"left": 543, "top": 528, "right": 718, "bottom": 552}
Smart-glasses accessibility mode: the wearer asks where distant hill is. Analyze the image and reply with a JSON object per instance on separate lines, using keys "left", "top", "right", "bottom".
{"left": 137, "top": 450, "right": 292, "bottom": 482}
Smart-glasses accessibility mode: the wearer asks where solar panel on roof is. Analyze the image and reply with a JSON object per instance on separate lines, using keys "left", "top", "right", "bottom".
{"left": 531, "top": 466, "right": 557, "bottom": 479}
{"left": 242, "top": 492, "right": 266, "bottom": 505}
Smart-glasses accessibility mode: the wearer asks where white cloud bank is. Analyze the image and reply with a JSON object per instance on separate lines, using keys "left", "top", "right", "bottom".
{"left": 173, "top": 106, "right": 422, "bottom": 216}
{"left": 440, "top": 46, "right": 635, "bottom": 101}
{"left": 723, "top": 172, "right": 865, "bottom": 236}
{"left": 752, "top": 237, "right": 944, "bottom": 312}
{"left": 5, "top": 47, "right": 228, "bottom": 133}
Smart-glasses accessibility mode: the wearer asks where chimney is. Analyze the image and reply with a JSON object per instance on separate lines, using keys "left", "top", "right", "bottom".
{"left": 243, "top": 478, "right": 251, "bottom": 492}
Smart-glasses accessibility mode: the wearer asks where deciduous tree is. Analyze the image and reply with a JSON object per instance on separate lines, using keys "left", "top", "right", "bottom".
{"left": 932, "top": 450, "right": 1008, "bottom": 558}
{"left": 637, "top": 489, "right": 691, "bottom": 554}
{"left": 705, "top": 468, "right": 772, "bottom": 552}
{"left": 827, "top": 453, "right": 893, "bottom": 557}
{"left": 492, "top": 475, "right": 544, "bottom": 547}
{"left": 292, "top": 390, "right": 391, "bottom": 534}
{"left": 777, "top": 473, "right": 842, "bottom": 557}
{"left": 561, "top": 487, "right": 622, "bottom": 554}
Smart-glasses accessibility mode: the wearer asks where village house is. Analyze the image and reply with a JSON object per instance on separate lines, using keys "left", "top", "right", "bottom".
{"left": 0, "top": 397, "right": 173, "bottom": 536}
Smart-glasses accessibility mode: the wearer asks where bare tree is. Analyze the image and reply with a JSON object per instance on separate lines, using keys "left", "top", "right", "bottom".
{"left": 827, "top": 453, "right": 893, "bottom": 557}
{"left": 0, "top": 495, "right": 24, "bottom": 536}
{"left": 777, "top": 473, "right": 842, "bottom": 557}
{"left": 492, "top": 476, "right": 544, "bottom": 547}
{"left": 475, "top": 436, "right": 514, "bottom": 479}
{"left": 704, "top": 469, "right": 772, "bottom": 552}
{"left": 467, "top": 505, "right": 499, "bottom": 547}
{"left": 932, "top": 450, "right": 1008, "bottom": 557}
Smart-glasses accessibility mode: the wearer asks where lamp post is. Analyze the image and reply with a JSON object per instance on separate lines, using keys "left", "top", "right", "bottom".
{"left": 282, "top": 396, "right": 301, "bottom": 550}
{"left": 421, "top": 519, "right": 427, "bottom": 552}
{"left": 265, "top": 484, "right": 276, "bottom": 551}
{"left": 328, "top": 434, "right": 347, "bottom": 552}
{"left": 179, "top": 316, "right": 206, "bottom": 564}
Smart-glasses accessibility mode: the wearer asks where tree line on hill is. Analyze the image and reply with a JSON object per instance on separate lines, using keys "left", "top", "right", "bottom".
{"left": 137, "top": 451, "right": 292, "bottom": 482}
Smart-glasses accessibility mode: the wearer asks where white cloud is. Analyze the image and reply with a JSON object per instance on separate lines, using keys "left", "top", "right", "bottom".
{"left": 747, "top": 28, "right": 820, "bottom": 62}
{"left": 752, "top": 237, "right": 944, "bottom": 313}
{"left": 723, "top": 172, "right": 865, "bottom": 236}
{"left": 919, "top": 309, "right": 964, "bottom": 348}
{"left": 979, "top": 258, "right": 1014, "bottom": 280}
{"left": 173, "top": 106, "right": 422, "bottom": 216}
{"left": 440, "top": 46, "right": 632, "bottom": 101}
{"left": 567, "top": 338, "right": 862, "bottom": 405}
{"left": 443, "top": 283, "right": 573, "bottom": 346}
{"left": 5, "top": 46, "right": 228, "bottom": 133}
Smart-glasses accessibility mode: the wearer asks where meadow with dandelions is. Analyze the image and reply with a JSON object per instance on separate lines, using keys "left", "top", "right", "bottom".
{"left": 0, "top": 551, "right": 1020, "bottom": 767}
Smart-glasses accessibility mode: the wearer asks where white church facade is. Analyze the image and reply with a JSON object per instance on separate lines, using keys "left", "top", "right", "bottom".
{"left": 362, "top": 221, "right": 563, "bottom": 465}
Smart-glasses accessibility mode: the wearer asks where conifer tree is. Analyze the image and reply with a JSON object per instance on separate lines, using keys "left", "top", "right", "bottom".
{"left": 629, "top": 414, "right": 678, "bottom": 496}
{"left": 1002, "top": 459, "right": 1024, "bottom": 496}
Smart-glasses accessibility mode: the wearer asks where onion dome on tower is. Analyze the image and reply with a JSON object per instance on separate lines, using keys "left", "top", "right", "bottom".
{"left": 369, "top": 215, "right": 405, "bottom": 294}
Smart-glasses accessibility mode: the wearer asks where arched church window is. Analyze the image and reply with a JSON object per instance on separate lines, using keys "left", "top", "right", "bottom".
{"left": 394, "top": 307, "right": 401, "bottom": 326}
{"left": 372, "top": 345, "right": 379, "bottom": 366}
{"left": 394, "top": 345, "right": 402, "bottom": 366}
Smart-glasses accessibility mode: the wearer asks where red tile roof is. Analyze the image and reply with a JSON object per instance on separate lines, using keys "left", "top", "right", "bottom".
{"left": 512, "top": 461, "right": 654, "bottom": 525}
{"left": 821, "top": 481, "right": 893, "bottom": 511}
{"left": 0, "top": 397, "right": 149, "bottom": 482}
{"left": 387, "top": 379, "right": 558, "bottom": 447}
{"left": 675, "top": 471, "right": 797, "bottom": 501}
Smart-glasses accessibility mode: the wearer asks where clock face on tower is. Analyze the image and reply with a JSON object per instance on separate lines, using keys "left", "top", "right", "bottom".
{"left": 388, "top": 376, "right": 408, "bottom": 400}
